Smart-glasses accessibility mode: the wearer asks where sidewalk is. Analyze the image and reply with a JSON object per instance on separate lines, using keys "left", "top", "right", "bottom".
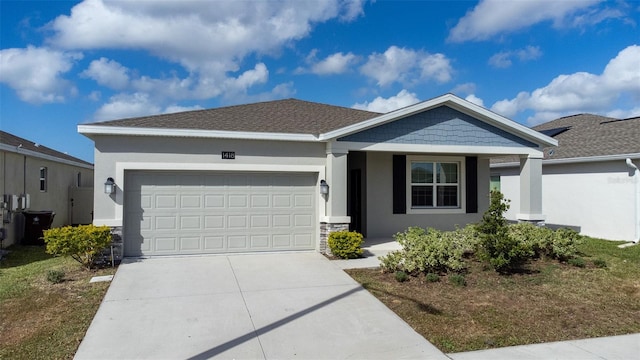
{"left": 448, "top": 333, "right": 640, "bottom": 360}
{"left": 335, "top": 238, "right": 640, "bottom": 360}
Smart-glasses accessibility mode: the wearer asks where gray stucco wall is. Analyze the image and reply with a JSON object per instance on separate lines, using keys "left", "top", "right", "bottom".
{"left": 92, "top": 135, "right": 327, "bottom": 224}
{"left": 365, "top": 152, "right": 490, "bottom": 238}
{"left": 0, "top": 150, "right": 94, "bottom": 246}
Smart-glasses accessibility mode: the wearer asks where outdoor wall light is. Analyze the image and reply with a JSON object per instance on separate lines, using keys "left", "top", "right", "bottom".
{"left": 104, "top": 177, "right": 116, "bottom": 195}
{"left": 320, "top": 179, "right": 329, "bottom": 195}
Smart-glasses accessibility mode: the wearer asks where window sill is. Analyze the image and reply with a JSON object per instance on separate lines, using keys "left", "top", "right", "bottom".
{"left": 406, "top": 207, "right": 465, "bottom": 215}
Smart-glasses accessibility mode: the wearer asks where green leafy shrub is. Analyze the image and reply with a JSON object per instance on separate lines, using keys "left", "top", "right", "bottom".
{"left": 593, "top": 258, "right": 608, "bottom": 268}
{"left": 425, "top": 272, "right": 440, "bottom": 282}
{"left": 379, "top": 227, "right": 468, "bottom": 274}
{"left": 476, "top": 191, "right": 533, "bottom": 272}
{"left": 46, "top": 269, "right": 65, "bottom": 284}
{"left": 568, "top": 257, "right": 586, "bottom": 268}
{"left": 449, "top": 273, "right": 466, "bottom": 287}
{"left": 328, "top": 230, "right": 364, "bottom": 259}
{"left": 44, "top": 225, "right": 113, "bottom": 270}
{"left": 395, "top": 270, "right": 409, "bottom": 282}
{"left": 508, "top": 223, "right": 582, "bottom": 261}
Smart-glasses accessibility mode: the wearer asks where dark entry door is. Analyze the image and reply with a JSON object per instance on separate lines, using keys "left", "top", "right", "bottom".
{"left": 349, "top": 169, "right": 362, "bottom": 233}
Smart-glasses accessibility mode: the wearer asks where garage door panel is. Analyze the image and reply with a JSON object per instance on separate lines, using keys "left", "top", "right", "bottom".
{"left": 124, "top": 171, "right": 317, "bottom": 256}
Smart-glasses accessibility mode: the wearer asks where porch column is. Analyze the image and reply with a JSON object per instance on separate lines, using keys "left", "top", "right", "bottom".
{"left": 517, "top": 155, "right": 545, "bottom": 223}
{"left": 320, "top": 143, "right": 350, "bottom": 253}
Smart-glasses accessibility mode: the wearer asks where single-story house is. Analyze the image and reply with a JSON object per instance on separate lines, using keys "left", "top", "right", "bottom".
{"left": 0, "top": 131, "right": 95, "bottom": 247}
{"left": 492, "top": 114, "right": 640, "bottom": 242}
{"left": 78, "top": 94, "right": 556, "bottom": 257}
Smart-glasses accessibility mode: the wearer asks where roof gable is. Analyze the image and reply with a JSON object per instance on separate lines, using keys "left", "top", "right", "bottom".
{"left": 337, "top": 105, "right": 536, "bottom": 148}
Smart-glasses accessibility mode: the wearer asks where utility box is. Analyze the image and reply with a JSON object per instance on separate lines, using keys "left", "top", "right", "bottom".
{"left": 22, "top": 211, "right": 55, "bottom": 246}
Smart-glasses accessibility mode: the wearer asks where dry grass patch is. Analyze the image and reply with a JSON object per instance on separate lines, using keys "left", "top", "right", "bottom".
{"left": 0, "top": 246, "right": 116, "bottom": 360}
{"left": 346, "top": 238, "right": 640, "bottom": 353}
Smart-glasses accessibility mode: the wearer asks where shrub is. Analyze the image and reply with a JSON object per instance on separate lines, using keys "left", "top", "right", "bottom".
{"left": 449, "top": 273, "right": 466, "bottom": 287}
{"left": 328, "top": 230, "right": 364, "bottom": 259}
{"left": 476, "top": 191, "right": 533, "bottom": 272}
{"left": 395, "top": 270, "right": 409, "bottom": 282}
{"left": 508, "top": 223, "right": 582, "bottom": 261}
{"left": 46, "top": 269, "right": 65, "bottom": 284}
{"left": 44, "top": 225, "right": 113, "bottom": 270}
{"left": 425, "top": 272, "right": 440, "bottom": 282}
{"left": 380, "top": 227, "right": 468, "bottom": 274}
{"left": 568, "top": 257, "right": 586, "bottom": 268}
{"left": 593, "top": 258, "right": 608, "bottom": 268}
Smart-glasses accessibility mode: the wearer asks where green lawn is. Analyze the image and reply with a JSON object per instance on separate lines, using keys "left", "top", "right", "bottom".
{"left": 0, "top": 246, "right": 116, "bottom": 360}
{"left": 346, "top": 237, "right": 640, "bottom": 353}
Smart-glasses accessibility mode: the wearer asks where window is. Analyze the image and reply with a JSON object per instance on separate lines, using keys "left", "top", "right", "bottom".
{"left": 39, "top": 167, "right": 48, "bottom": 192}
{"left": 77, "top": 172, "right": 82, "bottom": 187}
{"left": 490, "top": 175, "right": 501, "bottom": 192}
{"left": 408, "top": 157, "right": 462, "bottom": 210}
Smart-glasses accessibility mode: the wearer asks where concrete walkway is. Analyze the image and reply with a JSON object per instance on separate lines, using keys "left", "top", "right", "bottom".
{"left": 332, "top": 237, "right": 400, "bottom": 269}
{"left": 448, "top": 333, "right": 640, "bottom": 360}
{"left": 74, "top": 252, "right": 447, "bottom": 359}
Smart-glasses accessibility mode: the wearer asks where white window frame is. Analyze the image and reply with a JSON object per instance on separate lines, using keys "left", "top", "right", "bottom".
{"left": 406, "top": 155, "right": 466, "bottom": 214}
{"left": 39, "top": 167, "right": 48, "bottom": 192}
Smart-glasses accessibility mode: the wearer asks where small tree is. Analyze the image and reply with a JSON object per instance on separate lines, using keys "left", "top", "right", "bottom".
{"left": 44, "top": 225, "right": 112, "bottom": 270}
{"left": 476, "top": 190, "right": 533, "bottom": 272}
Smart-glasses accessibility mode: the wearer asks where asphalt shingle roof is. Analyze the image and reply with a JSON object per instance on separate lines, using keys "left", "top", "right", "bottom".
{"left": 493, "top": 113, "right": 640, "bottom": 164}
{"left": 90, "top": 98, "right": 382, "bottom": 135}
{"left": 0, "top": 131, "right": 93, "bottom": 166}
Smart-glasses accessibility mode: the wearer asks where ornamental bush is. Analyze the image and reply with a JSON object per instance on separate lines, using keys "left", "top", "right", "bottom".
{"left": 508, "top": 222, "right": 582, "bottom": 261}
{"left": 44, "top": 225, "right": 112, "bottom": 270}
{"left": 476, "top": 191, "right": 533, "bottom": 272}
{"left": 379, "top": 226, "right": 468, "bottom": 274}
{"left": 327, "top": 230, "right": 364, "bottom": 259}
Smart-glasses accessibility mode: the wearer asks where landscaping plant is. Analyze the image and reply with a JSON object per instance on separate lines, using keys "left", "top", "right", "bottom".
{"left": 327, "top": 230, "right": 364, "bottom": 259}
{"left": 476, "top": 191, "right": 533, "bottom": 272}
{"left": 44, "top": 224, "right": 112, "bottom": 270}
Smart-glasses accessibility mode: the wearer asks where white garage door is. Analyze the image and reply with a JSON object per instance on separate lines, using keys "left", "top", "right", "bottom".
{"left": 124, "top": 171, "right": 317, "bottom": 256}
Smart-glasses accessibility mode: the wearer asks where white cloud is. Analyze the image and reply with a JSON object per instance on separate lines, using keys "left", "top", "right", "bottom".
{"left": 81, "top": 57, "right": 129, "bottom": 89}
{"left": 606, "top": 107, "right": 640, "bottom": 119}
{"left": 163, "top": 105, "right": 203, "bottom": 114}
{"left": 310, "top": 52, "right": 358, "bottom": 75}
{"left": 452, "top": 82, "right": 477, "bottom": 95}
{"left": 448, "top": 0, "right": 602, "bottom": 42}
{"left": 465, "top": 94, "right": 485, "bottom": 107}
{"left": 490, "top": 45, "right": 640, "bottom": 125}
{"left": 94, "top": 92, "right": 161, "bottom": 121}
{"left": 0, "top": 46, "right": 82, "bottom": 103}
{"left": 48, "top": 0, "right": 363, "bottom": 71}
{"left": 489, "top": 46, "right": 542, "bottom": 68}
{"left": 360, "top": 46, "right": 453, "bottom": 87}
{"left": 352, "top": 89, "right": 420, "bottom": 113}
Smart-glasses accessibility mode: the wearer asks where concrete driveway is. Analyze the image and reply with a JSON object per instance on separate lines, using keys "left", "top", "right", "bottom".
{"left": 74, "top": 252, "right": 447, "bottom": 359}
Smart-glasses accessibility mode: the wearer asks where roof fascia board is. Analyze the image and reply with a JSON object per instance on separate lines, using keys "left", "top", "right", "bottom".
{"left": 78, "top": 125, "right": 318, "bottom": 142}
{"left": 491, "top": 153, "right": 640, "bottom": 168}
{"left": 0, "top": 143, "right": 94, "bottom": 169}
{"left": 340, "top": 141, "right": 543, "bottom": 156}
{"left": 320, "top": 94, "right": 558, "bottom": 148}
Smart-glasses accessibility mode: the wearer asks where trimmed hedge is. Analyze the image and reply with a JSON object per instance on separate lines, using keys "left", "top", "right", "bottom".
{"left": 328, "top": 230, "right": 364, "bottom": 259}
{"left": 44, "top": 225, "right": 112, "bottom": 269}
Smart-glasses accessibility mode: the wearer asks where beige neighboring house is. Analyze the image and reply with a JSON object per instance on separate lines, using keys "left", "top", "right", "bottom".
{"left": 492, "top": 114, "right": 640, "bottom": 242}
{"left": 0, "top": 131, "right": 94, "bottom": 247}
{"left": 79, "top": 94, "right": 556, "bottom": 257}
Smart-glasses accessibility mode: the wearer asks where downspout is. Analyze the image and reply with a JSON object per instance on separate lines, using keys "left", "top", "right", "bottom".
{"left": 625, "top": 158, "right": 640, "bottom": 243}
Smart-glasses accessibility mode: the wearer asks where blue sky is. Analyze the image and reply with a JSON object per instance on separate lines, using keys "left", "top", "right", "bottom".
{"left": 1, "top": 0, "right": 639, "bottom": 163}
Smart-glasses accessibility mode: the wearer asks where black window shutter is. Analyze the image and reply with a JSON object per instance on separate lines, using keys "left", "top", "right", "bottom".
{"left": 465, "top": 156, "right": 478, "bottom": 213}
{"left": 392, "top": 155, "right": 406, "bottom": 214}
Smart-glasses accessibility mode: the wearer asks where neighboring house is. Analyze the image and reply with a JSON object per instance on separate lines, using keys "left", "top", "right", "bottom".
{"left": 492, "top": 114, "right": 640, "bottom": 242}
{"left": 78, "top": 94, "right": 556, "bottom": 257}
{"left": 0, "top": 131, "right": 95, "bottom": 247}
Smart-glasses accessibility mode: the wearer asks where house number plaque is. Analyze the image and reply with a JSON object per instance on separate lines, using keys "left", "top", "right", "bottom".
{"left": 221, "top": 151, "right": 235, "bottom": 159}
